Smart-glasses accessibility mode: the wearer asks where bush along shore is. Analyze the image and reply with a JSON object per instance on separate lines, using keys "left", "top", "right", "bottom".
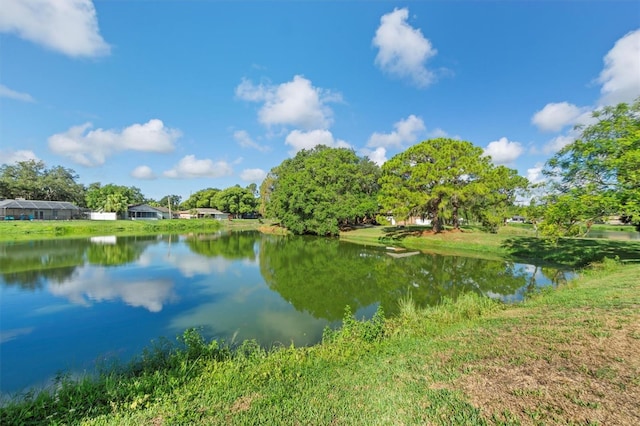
{"left": 1, "top": 259, "right": 638, "bottom": 425}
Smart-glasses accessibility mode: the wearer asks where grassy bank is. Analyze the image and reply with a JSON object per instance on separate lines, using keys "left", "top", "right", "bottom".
{"left": 2, "top": 261, "right": 638, "bottom": 425}
{"left": 0, "top": 219, "right": 223, "bottom": 241}
{"left": 340, "top": 225, "right": 640, "bottom": 267}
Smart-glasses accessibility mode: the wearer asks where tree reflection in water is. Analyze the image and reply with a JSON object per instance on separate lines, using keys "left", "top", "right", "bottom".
{"left": 259, "top": 235, "right": 571, "bottom": 321}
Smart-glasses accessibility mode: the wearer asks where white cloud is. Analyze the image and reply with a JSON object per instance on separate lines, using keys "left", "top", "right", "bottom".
{"left": 428, "top": 128, "right": 448, "bottom": 138}
{"left": 0, "top": 84, "right": 35, "bottom": 102}
{"left": 0, "top": 0, "right": 110, "bottom": 57}
{"left": 542, "top": 134, "right": 576, "bottom": 155}
{"left": 233, "top": 130, "right": 270, "bottom": 152}
{"left": 163, "top": 155, "right": 233, "bottom": 179}
{"left": 526, "top": 163, "right": 545, "bottom": 185}
{"left": 367, "top": 115, "right": 425, "bottom": 148}
{"left": 531, "top": 102, "right": 588, "bottom": 132}
{"left": 0, "top": 149, "right": 38, "bottom": 164}
{"left": 48, "top": 119, "right": 180, "bottom": 167}
{"left": 49, "top": 274, "right": 176, "bottom": 313}
{"left": 285, "top": 129, "right": 350, "bottom": 154}
{"left": 361, "top": 147, "right": 387, "bottom": 166}
{"left": 373, "top": 8, "right": 437, "bottom": 87}
{"left": 236, "top": 75, "right": 341, "bottom": 130}
{"left": 235, "top": 78, "right": 269, "bottom": 102}
{"left": 130, "top": 165, "right": 156, "bottom": 180}
{"left": 598, "top": 29, "right": 640, "bottom": 105}
{"left": 483, "top": 137, "right": 524, "bottom": 165}
{"left": 240, "top": 168, "right": 267, "bottom": 182}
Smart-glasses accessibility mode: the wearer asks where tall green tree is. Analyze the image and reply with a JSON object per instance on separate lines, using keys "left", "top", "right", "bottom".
{"left": 470, "top": 166, "right": 529, "bottom": 232}
{"left": 180, "top": 188, "right": 220, "bottom": 209}
{"left": 379, "top": 138, "right": 497, "bottom": 232}
{"left": 264, "top": 146, "right": 380, "bottom": 235}
{"left": 158, "top": 194, "right": 182, "bottom": 212}
{"left": 543, "top": 98, "right": 640, "bottom": 231}
{"left": 85, "top": 183, "right": 146, "bottom": 214}
{"left": 213, "top": 185, "right": 258, "bottom": 218}
{"left": 41, "top": 166, "right": 86, "bottom": 205}
{"left": 0, "top": 160, "right": 85, "bottom": 204}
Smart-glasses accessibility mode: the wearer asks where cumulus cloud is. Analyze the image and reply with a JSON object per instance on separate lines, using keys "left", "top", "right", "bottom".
{"left": 233, "top": 130, "right": 270, "bottom": 152}
{"left": 598, "top": 29, "right": 640, "bottom": 106}
{"left": 373, "top": 8, "right": 438, "bottom": 87}
{"left": 0, "top": 84, "right": 35, "bottom": 102}
{"left": 542, "top": 134, "right": 576, "bottom": 155}
{"left": 130, "top": 165, "right": 156, "bottom": 180}
{"left": 0, "top": 0, "right": 110, "bottom": 57}
{"left": 285, "top": 129, "right": 350, "bottom": 154}
{"left": 240, "top": 168, "right": 267, "bottom": 182}
{"left": 361, "top": 147, "right": 388, "bottom": 166}
{"left": 163, "top": 155, "right": 233, "bottom": 179}
{"left": 428, "top": 128, "right": 449, "bottom": 138}
{"left": 235, "top": 75, "right": 341, "bottom": 130}
{"left": 483, "top": 137, "right": 524, "bottom": 165}
{"left": 367, "top": 115, "right": 425, "bottom": 148}
{"left": 48, "top": 119, "right": 180, "bottom": 167}
{"left": 0, "top": 149, "right": 38, "bottom": 164}
{"left": 531, "top": 102, "right": 588, "bottom": 133}
{"left": 47, "top": 268, "right": 176, "bottom": 313}
{"left": 526, "top": 163, "right": 545, "bottom": 185}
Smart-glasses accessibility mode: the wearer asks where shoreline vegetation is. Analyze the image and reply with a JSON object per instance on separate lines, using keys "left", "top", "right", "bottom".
{"left": 1, "top": 221, "right": 639, "bottom": 424}
{"left": 0, "top": 219, "right": 223, "bottom": 241}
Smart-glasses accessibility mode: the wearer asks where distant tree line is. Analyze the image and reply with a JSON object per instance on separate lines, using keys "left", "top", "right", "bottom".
{"left": 2, "top": 98, "right": 637, "bottom": 235}
{"left": 260, "top": 141, "right": 528, "bottom": 236}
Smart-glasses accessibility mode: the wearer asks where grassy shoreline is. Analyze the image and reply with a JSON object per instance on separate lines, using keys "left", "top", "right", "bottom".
{"left": 0, "top": 219, "right": 224, "bottom": 241}
{"left": 2, "top": 261, "right": 638, "bottom": 425}
{"left": 2, "top": 219, "right": 638, "bottom": 268}
{"left": 340, "top": 224, "right": 640, "bottom": 268}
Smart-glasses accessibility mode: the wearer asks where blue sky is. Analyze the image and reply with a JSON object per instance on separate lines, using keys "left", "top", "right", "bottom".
{"left": 1, "top": 1, "right": 639, "bottom": 202}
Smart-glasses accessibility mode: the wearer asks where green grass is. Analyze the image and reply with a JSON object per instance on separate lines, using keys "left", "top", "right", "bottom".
{"left": 0, "top": 219, "right": 223, "bottom": 241}
{"left": 589, "top": 223, "right": 639, "bottom": 233}
{"left": 341, "top": 224, "right": 640, "bottom": 267}
{"left": 2, "top": 261, "right": 638, "bottom": 425}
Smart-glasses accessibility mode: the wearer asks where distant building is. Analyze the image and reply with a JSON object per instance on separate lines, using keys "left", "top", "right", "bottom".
{"left": 127, "top": 204, "right": 177, "bottom": 220}
{"left": 0, "top": 199, "right": 81, "bottom": 220}
{"left": 178, "top": 208, "right": 228, "bottom": 220}
{"left": 506, "top": 215, "right": 526, "bottom": 223}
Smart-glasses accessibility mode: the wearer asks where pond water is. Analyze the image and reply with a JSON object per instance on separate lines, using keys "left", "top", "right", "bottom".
{"left": 586, "top": 229, "right": 640, "bottom": 240}
{"left": 0, "top": 231, "right": 572, "bottom": 395}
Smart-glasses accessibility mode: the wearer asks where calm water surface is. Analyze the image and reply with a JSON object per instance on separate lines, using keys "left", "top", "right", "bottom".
{"left": 586, "top": 229, "right": 640, "bottom": 240}
{"left": 0, "top": 231, "right": 571, "bottom": 395}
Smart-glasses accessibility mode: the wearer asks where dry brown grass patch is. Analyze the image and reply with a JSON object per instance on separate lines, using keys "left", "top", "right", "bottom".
{"left": 229, "top": 393, "right": 260, "bottom": 414}
{"left": 456, "top": 308, "right": 640, "bottom": 425}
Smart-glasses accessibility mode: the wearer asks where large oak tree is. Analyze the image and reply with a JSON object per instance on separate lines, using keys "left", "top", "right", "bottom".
{"left": 263, "top": 146, "right": 380, "bottom": 236}
{"left": 379, "top": 138, "right": 518, "bottom": 232}
{"left": 0, "top": 160, "right": 86, "bottom": 205}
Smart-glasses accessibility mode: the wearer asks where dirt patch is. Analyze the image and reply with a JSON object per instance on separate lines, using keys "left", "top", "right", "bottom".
{"left": 150, "top": 416, "right": 164, "bottom": 426}
{"left": 258, "top": 225, "right": 288, "bottom": 235}
{"left": 455, "top": 309, "right": 640, "bottom": 425}
{"left": 419, "top": 228, "right": 463, "bottom": 237}
{"left": 229, "top": 393, "right": 260, "bottom": 414}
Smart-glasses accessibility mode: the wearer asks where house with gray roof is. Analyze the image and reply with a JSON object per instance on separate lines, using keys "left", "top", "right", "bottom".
{"left": 0, "top": 199, "right": 81, "bottom": 220}
{"left": 178, "top": 208, "right": 229, "bottom": 220}
{"left": 127, "top": 204, "right": 176, "bottom": 220}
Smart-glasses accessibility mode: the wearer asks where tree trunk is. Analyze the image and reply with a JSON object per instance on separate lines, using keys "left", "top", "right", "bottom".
{"left": 432, "top": 211, "right": 442, "bottom": 233}
{"left": 430, "top": 198, "right": 443, "bottom": 233}
{"left": 452, "top": 198, "right": 460, "bottom": 229}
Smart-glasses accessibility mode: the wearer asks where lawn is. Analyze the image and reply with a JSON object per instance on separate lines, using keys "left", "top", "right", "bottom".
{"left": 341, "top": 224, "right": 640, "bottom": 267}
